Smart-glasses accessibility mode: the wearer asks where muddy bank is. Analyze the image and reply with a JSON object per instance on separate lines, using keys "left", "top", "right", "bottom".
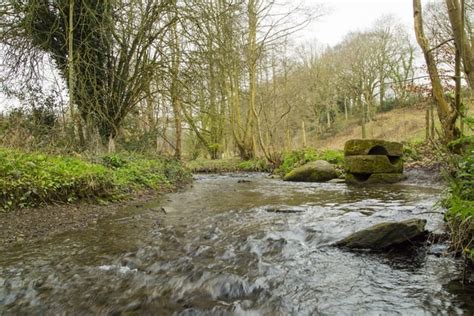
{"left": 0, "top": 186, "right": 188, "bottom": 250}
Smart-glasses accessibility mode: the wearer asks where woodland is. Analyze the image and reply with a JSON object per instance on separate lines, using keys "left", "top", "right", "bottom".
{"left": 0, "top": 1, "right": 472, "bottom": 261}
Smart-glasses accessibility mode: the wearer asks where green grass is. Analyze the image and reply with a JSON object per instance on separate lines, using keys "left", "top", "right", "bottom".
{"left": 0, "top": 148, "right": 191, "bottom": 211}
{"left": 186, "top": 158, "right": 270, "bottom": 173}
{"left": 274, "top": 148, "right": 344, "bottom": 176}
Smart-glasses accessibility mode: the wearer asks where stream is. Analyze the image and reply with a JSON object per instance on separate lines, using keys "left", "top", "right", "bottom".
{"left": 1, "top": 173, "right": 473, "bottom": 315}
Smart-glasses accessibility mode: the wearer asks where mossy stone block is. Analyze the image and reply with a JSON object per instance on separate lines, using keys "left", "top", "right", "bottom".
{"left": 345, "top": 155, "right": 403, "bottom": 174}
{"left": 344, "top": 139, "right": 403, "bottom": 157}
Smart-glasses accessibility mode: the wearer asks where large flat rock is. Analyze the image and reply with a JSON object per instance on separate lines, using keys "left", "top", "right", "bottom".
{"left": 344, "top": 139, "right": 403, "bottom": 157}
{"left": 335, "top": 218, "right": 427, "bottom": 250}
{"left": 345, "top": 155, "right": 403, "bottom": 174}
{"left": 283, "top": 160, "right": 338, "bottom": 182}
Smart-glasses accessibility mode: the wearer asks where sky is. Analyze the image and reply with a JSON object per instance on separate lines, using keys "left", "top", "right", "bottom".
{"left": 300, "top": 0, "right": 416, "bottom": 46}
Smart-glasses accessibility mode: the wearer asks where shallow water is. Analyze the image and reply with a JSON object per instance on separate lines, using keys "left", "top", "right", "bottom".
{"left": 1, "top": 173, "right": 473, "bottom": 315}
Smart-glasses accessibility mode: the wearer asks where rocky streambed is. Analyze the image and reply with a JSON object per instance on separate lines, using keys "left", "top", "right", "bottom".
{"left": 1, "top": 173, "right": 473, "bottom": 314}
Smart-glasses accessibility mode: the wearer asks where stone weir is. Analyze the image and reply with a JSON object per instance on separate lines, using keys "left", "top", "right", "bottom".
{"left": 344, "top": 139, "right": 405, "bottom": 184}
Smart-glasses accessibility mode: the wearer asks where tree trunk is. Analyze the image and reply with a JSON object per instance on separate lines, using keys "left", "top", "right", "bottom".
{"left": 302, "top": 121, "right": 307, "bottom": 148}
{"left": 344, "top": 98, "right": 348, "bottom": 121}
{"left": 413, "top": 0, "right": 459, "bottom": 142}
{"left": 446, "top": 0, "right": 474, "bottom": 89}
{"left": 360, "top": 97, "right": 367, "bottom": 139}
{"left": 425, "top": 107, "right": 430, "bottom": 141}
{"left": 170, "top": 17, "right": 182, "bottom": 160}
{"left": 431, "top": 102, "right": 436, "bottom": 139}
{"left": 108, "top": 134, "right": 116, "bottom": 153}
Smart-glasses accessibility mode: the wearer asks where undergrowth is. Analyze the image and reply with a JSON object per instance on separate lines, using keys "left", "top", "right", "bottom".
{"left": 186, "top": 158, "right": 270, "bottom": 173}
{"left": 443, "top": 120, "right": 474, "bottom": 263}
{"left": 0, "top": 148, "right": 191, "bottom": 211}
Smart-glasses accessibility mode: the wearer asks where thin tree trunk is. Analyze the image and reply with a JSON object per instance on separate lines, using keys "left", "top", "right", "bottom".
{"left": 170, "top": 19, "right": 182, "bottom": 160}
{"left": 425, "top": 107, "right": 430, "bottom": 141}
{"left": 446, "top": 0, "right": 474, "bottom": 89}
{"left": 302, "top": 121, "right": 307, "bottom": 148}
{"left": 431, "top": 102, "right": 436, "bottom": 139}
{"left": 413, "top": 0, "right": 459, "bottom": 142}
{"left": 344, "top": 98, "right": 348, "bottom": 121}
{"left": 361, "top": 97, "right": 367, "bottom": 139}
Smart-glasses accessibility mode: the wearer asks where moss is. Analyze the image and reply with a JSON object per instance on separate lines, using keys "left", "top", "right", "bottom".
{"left": 345, "top": 155, "right": 403, "bottom": 174}
{"left": 344, "top": 139, "right": 403, "bottom": 157}
{"left": 283, "top": 160, "right": 339, "bottom": 182}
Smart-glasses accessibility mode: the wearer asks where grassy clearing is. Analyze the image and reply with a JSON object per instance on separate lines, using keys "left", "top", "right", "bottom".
{"left": 0, "top": 148, "right": 191, "bottom": 211}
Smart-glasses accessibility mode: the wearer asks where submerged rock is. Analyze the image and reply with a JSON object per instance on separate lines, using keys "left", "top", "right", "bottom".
{"left": 328, "top": 178, "right": 346, "bottom": 184}
{"left": 335, "top": 218, "right": 427, "bottom": 251}
{"left": 265, "top": 206, "right": 306, "bottom": 214}
{"left": 283, "top": 160, "right": 338, "bottom": 182}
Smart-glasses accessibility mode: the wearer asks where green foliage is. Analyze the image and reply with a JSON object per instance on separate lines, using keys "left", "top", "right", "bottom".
{"left": 275, "top": 148, "right": 344, "bottom": 176}
{"left": 444, "top": 143, "right": 474, "bottom": 218}
{"left": 101, "top": 154, "right": 128, "bottom": 169}
{"left": 443, "top": 116, "right": 474, "bottom": 262}
{"left": 237, "top": 159, "right": 270, "bottom": 172}
{"left": 109, "top": 154, "right": 191, "bottom": 190}
{"left": 0, "top": 148, "right": 191, "bottom": 211}
{"left": 403, "top": 141, "right": 423, "bottom": 162}
{"left": 0, "top": 148, "right": 114, "bottom": 210}
{"left": 186, "top": 158, "right": 270, "bottom": 173}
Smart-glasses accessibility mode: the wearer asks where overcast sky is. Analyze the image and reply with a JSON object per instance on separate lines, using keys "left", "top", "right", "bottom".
{"left": 301, "top": 0, "right": 416, "bottom": 46}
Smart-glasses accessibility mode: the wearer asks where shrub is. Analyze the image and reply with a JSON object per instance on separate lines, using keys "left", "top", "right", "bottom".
{"left": 238, "top": 159, "right": 270, "bottom": 172}
{"left": 443, "top": 123, "right": 474, "bottom": 262}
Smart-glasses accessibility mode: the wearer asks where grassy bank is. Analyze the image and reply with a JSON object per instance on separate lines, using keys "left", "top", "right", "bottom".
{"left": 443, "top": 139, "right": 474, "bottom": 263}
{"left": 0, "top": 148, "right": 191, "bottom": 211}
{"left": 186, "top": 158, "right": 270, "bottom": 173}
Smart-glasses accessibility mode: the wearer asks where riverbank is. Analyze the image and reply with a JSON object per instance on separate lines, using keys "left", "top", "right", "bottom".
{"left": 0, "top": 190, "right": 176, "bottom": 249}
{"left": 0, "top": 145, "right": 450, "bottom": 250}
{"left": 0, "top": 148, "right": 191, "bottom": 248}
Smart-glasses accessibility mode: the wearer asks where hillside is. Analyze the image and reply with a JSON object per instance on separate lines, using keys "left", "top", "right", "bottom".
{"left": 310, "top": 106, "right": 471, "bottom": 150}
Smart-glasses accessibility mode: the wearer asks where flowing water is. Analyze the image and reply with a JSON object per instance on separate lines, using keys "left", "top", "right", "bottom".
{"left": 1, "top": 173, "right": 473, "bottom": 315}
